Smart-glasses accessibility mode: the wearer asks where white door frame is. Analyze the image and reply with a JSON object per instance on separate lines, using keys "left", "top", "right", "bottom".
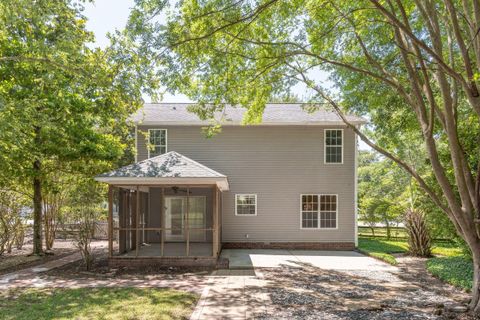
{"left": 164, "top": 196, "right": 207, "bottom": 242}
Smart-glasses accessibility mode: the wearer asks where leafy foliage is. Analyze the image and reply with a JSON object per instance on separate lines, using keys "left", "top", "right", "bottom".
{"left": 0, "top": 0, "right": 152, "bottom": 254}
{"left": 427, "top": 256, "right": 473, "bottom": 291}
{"left": 358, "top": 150, "right": 409, "bottom": 238}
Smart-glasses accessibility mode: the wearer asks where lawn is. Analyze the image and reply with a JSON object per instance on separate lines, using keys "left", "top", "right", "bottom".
{"left": 358, "top": 237, "right": 474, "bottom": 291}
{"left": 358, "top": 226, "right": 408, "bottom": 239}
{"left": 357, "top": 238, "right": 408, "bottom": 265}
{"left": 0, "top": 288, "right": 198, "bottom": 320}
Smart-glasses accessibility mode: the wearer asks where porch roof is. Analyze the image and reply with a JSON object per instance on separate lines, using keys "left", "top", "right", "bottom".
{"left": 95, "top": 151, "right": 229, "bottom": 191}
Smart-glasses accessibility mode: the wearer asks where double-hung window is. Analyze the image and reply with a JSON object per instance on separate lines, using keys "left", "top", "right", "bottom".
{"left": 301, "top": 194, "right": 337, "bottom": 229}
{"left": 148, "top": 129, "right": 167, "bottom": 158}
{"left": 325, "top": 129, "right": 343, "bottom": 164}
{"left": 235, "top": 194, "right": 257, "bottom": 216}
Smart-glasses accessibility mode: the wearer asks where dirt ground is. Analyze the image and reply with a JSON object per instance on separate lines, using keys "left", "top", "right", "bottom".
{"left": 255, "top": 256, "right": 475, "bottom": 320}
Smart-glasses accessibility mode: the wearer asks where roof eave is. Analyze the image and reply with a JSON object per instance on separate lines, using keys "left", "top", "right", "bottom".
{"left": 95, "top": 176, "right": 230, "bottom": 191}
{"left": 133, "top": 120, "right": 367, "bottom": 126}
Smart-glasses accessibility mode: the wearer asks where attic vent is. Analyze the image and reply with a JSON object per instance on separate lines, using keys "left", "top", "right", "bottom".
{"left": 172, "top": 106, "right": 176, "bottom": 110}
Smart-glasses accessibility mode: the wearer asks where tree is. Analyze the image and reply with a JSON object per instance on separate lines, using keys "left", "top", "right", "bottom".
{"left": 123, "top": 0, "right": 480, "bottom": 312}
{"left": 0, "top": 0, "right": 153, "bottom": 255}
{"left": 358, "top": 150, "right": 409, "bottom": 239}
{"left": 70, "top": 178, "right": 105, "bottom": 271}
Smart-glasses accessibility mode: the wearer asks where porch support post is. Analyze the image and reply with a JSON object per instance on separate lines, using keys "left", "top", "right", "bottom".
{"left": 212, "top": 186, "right": 219, "bottom": 258}
{"left": 161, "top": 187, "right": 165, "bottom": 256}
{"left": 135, "top": 185, "right": 140, "bottom": 257}
{"left": 186, "top": 186, "right": 190, "bottom": 256}
{"left": 108, "top": 185, "right": 113, "bottom": 258}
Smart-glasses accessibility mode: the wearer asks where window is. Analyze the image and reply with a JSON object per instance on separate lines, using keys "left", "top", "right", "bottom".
{"left": 301, "top": 194, "right": 337, "bottom": 229}
{"left": 148, "top": 129, "right": 167, "bottom": 158}
{"left": 325, "top": 129, "right": 343, "bottom": 163}
{"left": 235, "top": 194, "right": 257, "bottom": 216}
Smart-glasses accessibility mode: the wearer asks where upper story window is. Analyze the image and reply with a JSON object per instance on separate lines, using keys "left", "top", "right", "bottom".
{"left": 301, "top": 194, "right": 337, "bottom": 229}
{"left": 325, "top": 129, "right": 343, "bottom": 164}
{"left": 235, "top": 194, "right": 257, "bottom": 216}
{"left": 148, "top": 129, "right": 167, "bottom": 158}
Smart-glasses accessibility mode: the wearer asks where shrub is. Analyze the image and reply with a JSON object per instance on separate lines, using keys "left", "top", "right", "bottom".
{"left": 405, "top": 209, "right": 431, "bottom": 257}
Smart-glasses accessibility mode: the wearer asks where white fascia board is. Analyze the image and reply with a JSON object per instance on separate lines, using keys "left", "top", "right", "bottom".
{"left": 95, "top": 176, "right": 229, "bottom": 191}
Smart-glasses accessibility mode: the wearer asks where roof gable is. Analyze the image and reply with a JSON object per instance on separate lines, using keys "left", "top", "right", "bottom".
{"left": 97, "top": 151, "right": 226, "bottom": 179}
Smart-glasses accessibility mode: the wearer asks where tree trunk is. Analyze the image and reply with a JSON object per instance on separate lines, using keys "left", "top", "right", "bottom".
{"left": 472, "top": 250, "right": 480, "bottom": 313}
{"left": 385, "top": 219, "right": 391, "bottom": 240}
{"left": 32, "top": 159, "right": 43, "bottom": 255}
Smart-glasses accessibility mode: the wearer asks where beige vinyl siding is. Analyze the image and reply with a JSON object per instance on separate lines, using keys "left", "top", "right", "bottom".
{"left": 137, "top": 125, "right": 355, "bottom": 243}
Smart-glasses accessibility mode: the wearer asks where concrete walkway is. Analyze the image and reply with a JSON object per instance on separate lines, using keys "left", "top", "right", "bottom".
{"left": 190, "top": 249, "right": 399, "bottom": 320}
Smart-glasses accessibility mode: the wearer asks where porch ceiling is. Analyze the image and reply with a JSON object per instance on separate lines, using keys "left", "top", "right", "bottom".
{"left": 95, "top": 151, "right": 229, "bottom": 191}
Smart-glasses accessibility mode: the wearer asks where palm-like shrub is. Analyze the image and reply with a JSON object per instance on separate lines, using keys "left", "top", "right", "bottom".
{"left": 405, "top": 209, "right": 432, "bottom": 257}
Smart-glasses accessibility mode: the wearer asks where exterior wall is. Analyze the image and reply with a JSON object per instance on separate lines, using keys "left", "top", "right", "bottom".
{"left": 136, "top": 125, "right": 356, "bottom": 244}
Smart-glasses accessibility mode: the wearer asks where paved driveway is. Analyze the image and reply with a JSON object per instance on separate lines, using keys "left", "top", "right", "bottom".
{"left": 191, "top": 249, "right": 466, "bottom": 320}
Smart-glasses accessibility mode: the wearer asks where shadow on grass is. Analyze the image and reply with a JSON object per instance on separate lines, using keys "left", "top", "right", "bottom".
{"left": 0, "top": 287, "right": 197, "bottom": 320}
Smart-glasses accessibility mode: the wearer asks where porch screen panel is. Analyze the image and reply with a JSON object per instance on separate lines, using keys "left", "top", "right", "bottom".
{"left": 188, "top": 197, "right": 206, "bottom": 242}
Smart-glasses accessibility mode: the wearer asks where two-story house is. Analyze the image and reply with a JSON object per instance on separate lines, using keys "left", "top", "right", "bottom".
{"left": 96, "top": 103, "right": 365, "bottom": 267}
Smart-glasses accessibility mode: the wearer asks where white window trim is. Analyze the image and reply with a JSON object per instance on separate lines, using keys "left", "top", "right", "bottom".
{"left": 235, "top": 194, "right": 257, "bottom": 216}
{"left": 147, "top": 128, "right": 168, "bottom": 158}
{"left": 299, "top": 194, "right": 339, "bottom": 230}
{"left": 324, "top": 128, "right": 344, "bottom": 164}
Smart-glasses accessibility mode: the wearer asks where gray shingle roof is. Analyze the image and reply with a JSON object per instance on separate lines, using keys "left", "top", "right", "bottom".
{"left": 97, "top": 151, "right": 226, "bottom": 178}
{"left": 131, "top": 103, "right": 366, "bottom": 125}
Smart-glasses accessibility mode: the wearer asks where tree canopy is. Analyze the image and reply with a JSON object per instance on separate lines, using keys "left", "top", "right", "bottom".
{"left": 122, "top": 0, "right": 480, "bottom": 312}
{"left": 0, "top": 0, "right": 151, "bottom": 254}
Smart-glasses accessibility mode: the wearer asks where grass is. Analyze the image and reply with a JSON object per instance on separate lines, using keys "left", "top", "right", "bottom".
{"left": 358, "top": 237, "right": 464, "bottom": 265}
{"left": 0, "top": 287, "right": 198, "bottom": 320}
{"left": 427, "top": 256, "right": 473, "bottom": 291}
{"left": 357, "top": 238, "right": 408, "bottom": 265}
{"left": 431, "top": 242, "right": 464, "bottom": 257}
{"left": 358, "top": 226, "right": 408, "bottom": 239}
{"left": 358, "top": 236, "right": 474, "bottom": 291}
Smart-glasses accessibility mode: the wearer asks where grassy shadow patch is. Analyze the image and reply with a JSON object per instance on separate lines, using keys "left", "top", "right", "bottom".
{"left": 0, "top": 287, "right": 198, "bottom": 320}
{"left": 358, "top": 238, "right": 408, "bottom": 265}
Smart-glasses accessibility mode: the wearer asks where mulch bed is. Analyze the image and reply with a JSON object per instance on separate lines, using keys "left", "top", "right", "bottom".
{"left": 0, "top": 243, "right": 76, "bottom": 276}
{"left": 46, "top": 250, "right": 214, "bottom": 280}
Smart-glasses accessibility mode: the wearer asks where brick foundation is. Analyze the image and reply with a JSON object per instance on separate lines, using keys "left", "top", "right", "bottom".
{"left": 221, "top": 242, "right": 356, "bottom": 250}
{"left": 108, "top": 257, "right": 219, "bottom": 268}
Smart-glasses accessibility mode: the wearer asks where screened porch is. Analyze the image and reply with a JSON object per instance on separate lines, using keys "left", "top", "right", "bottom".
{"left": 108, "top": 185, "right": 221, "bottom": 258}
{"left": 95, "top": 151, "right": 228, "bottom": 264}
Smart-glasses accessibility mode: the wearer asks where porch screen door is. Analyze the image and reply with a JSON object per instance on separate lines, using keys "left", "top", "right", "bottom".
{"left": 165, "top": 197, "right": 184, "bottom": 241}
{"left": 165, "top": 196, "right": 206, "bottom": 241}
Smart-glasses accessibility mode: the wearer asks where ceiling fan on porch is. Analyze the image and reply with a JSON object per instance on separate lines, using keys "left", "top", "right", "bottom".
{"left": 171, "top": 186, "right": 192, "bottom": 194}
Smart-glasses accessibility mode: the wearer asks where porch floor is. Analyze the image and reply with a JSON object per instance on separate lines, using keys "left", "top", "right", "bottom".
{"left": 121, "top": 243, "right": 213, "bottom": 257}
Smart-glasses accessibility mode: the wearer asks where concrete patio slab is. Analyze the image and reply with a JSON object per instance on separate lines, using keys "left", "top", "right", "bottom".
{"left": 221, "top": 249, "right": 398, "bottom": 271}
